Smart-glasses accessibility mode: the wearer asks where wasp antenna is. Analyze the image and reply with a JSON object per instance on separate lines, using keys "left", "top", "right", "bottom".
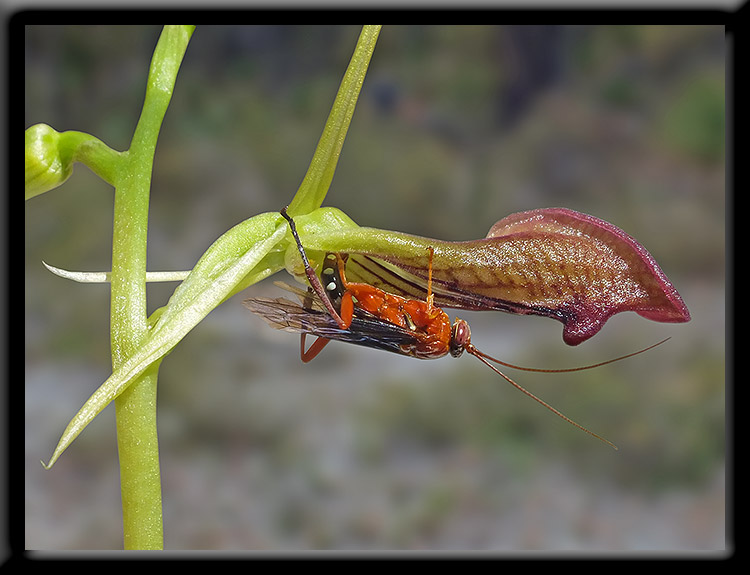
{"left": 469, "top": 337, "right": 671, "bottom": 374}
{"left": 280, "top": 207, "right": 348, "bottom": 329}
{"left": 466, "top": 344, "right": 618, "bottom": 450}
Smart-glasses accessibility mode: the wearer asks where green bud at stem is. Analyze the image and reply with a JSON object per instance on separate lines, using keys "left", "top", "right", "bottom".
{"left": 25, "top": 123, "right": 72, "bottom": 199}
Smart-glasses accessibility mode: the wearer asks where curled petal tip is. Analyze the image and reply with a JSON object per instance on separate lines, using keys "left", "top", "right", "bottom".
{"left": 489, "top": 208, "right": 690, "bottom": 344}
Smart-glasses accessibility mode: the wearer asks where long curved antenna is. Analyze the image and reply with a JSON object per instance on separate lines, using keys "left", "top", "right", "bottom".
{"left": 280, "top": 206, "right": 348, "bottom": 329}
{"left": 468, "top": 338, "right": 670, "bottom": 373}
{"left": 465, "top": 344, "right": 618, "bottom": 450}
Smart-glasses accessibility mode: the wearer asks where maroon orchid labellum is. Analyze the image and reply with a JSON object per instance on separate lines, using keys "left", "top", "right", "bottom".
{"left": 341, "top": 208, "right": 690, "bottom": 346}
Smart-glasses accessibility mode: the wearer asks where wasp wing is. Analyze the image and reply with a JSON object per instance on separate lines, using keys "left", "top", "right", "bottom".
{"left": 243, "top": 296, "right": 422, "bottom": 356}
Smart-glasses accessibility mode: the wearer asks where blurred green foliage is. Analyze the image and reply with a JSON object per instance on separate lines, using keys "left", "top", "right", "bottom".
{"left": 660, "top": 72, "right": 725, "bottom": 163}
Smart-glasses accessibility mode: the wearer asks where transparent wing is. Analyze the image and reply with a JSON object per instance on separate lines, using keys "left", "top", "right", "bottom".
{"left": 243, "top": 296, "right": 422, "bottom": 355}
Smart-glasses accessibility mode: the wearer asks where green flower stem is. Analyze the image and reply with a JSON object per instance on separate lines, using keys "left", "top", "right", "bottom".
{"left": 116, "top": 361, "right": 163, "bottom": 550}
{"left": 109, "top": 25, "right": 194, "bottom": 550}
{"left": 61, "top": 130, "right": 123, "bottom": 186}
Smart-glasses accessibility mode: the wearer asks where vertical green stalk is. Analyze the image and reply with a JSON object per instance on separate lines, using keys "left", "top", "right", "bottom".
{"left": 110, "top": 25, "right": 194, "bottom": 550}
{"left": 287, "top": 25, "right": 381, "bottom": 216}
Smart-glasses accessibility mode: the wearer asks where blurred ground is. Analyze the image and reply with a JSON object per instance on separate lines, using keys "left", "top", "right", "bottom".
{"left": 25, "top": 25, "right": 725, "bottom": 552}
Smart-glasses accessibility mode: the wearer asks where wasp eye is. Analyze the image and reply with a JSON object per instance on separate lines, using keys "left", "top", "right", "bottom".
{"left": 450, "top": 319, "right": 470, "bottom": 357}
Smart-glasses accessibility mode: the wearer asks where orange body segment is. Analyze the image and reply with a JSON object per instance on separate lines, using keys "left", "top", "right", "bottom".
{"left": 335, "top": 252, "right": 453, "bottom": 359}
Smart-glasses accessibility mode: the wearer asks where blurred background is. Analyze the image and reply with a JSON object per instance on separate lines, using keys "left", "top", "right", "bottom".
{"left": 25, "top": 25, "right": 725, "bottom": 551}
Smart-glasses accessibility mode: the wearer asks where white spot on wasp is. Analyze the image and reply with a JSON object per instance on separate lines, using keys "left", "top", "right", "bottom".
{"left": 403, "top": 313, "right": 416, "bottom": 331}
